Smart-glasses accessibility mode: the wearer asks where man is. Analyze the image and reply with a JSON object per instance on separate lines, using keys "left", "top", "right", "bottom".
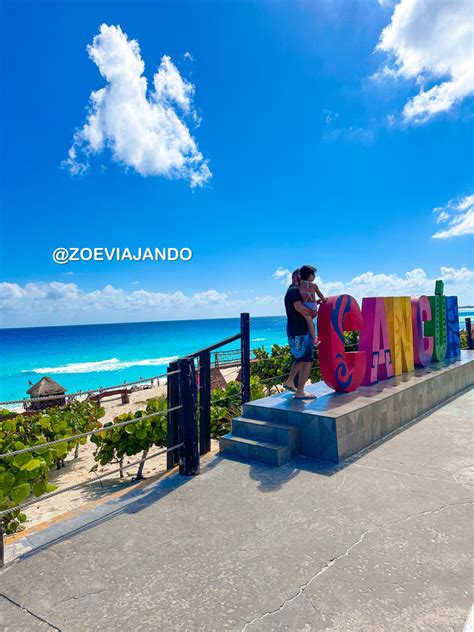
{"left": 289, "top": 268, "right": 300, "bottom": 289}
{"left": 283, "top": 266, "right": 319, "bottom": 399}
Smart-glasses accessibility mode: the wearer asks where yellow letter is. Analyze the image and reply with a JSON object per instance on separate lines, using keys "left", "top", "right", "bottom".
{"left": 384, "top": 297, "right": 414, "bottom": 375}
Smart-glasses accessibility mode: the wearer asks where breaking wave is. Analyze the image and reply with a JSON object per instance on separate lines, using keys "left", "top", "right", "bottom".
{"left": 23, "top": 356, "right": 179, "bottom": 375}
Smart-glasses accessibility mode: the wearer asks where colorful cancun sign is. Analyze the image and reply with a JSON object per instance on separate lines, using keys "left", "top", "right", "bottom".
{"left": 317, "top": 280, "right": 461, "bottom": 393}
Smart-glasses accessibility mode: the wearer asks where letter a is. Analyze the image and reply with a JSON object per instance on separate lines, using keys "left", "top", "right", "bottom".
{"left": 359, "top": 297, "right": 394, "bottom": 385}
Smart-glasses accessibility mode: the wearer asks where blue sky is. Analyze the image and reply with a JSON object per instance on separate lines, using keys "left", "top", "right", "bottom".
{"left": 1, "top": 0, "right": 473, "bottom": 327}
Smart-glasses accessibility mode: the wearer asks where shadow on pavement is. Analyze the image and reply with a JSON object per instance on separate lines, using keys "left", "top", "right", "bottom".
{"left": 13, "top": 469, "right": 194, "bottom": 565}
{"left": 216, "top": 386, "right": 472, "bottom": 492}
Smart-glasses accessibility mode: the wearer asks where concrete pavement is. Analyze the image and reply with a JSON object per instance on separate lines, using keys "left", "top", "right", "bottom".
{"left": 1, "top": 389, "right": 473, "bottom": 631}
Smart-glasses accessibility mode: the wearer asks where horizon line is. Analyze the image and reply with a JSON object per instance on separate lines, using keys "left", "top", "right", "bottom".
{"left": 1, "top": 306, "right": 473, "bottom": 332}
{"left": 0, "top": 312, "right": 288, "bottom": 332}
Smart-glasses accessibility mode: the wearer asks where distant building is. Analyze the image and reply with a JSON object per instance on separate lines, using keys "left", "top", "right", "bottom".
{"left": 27, "top": 376, "right": 67, "bottom": 411}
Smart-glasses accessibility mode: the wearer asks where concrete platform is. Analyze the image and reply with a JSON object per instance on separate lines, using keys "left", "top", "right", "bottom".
{"left": 1, "top": 390, "right": 473, "bottom": 631}
{"left": 220, "top": 351, "right": 474, "bottom": 465}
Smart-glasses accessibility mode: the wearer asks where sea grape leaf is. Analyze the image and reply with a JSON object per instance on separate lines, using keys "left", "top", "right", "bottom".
{"left": 37, "top": 416, "right": 51, "bottom": 429}
{"left": 11, "top": 483, "right": 31, "bottom": 503}
{"left": 20, "top": 458, "right": 42, "bottom": 472}
{"left": 12, "top": 453, "right": 31, "bottom": 468}
{"left": 33, "top": 479, "right": 47, "bottom": 496}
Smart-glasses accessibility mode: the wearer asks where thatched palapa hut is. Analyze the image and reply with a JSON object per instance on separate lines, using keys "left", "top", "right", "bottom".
{"left": 27, "top": 376, "right": 67, "bottom": 411}
{"left": 210, "top": 368, "right": 227, "bottom": 391}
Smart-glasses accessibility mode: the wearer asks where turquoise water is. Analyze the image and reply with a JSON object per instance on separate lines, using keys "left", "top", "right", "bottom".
{"left": 0, "top": 316, "right": 289, "bottom": 402}
{"left": 1, "top": 310, "right": 472, "bottom": 402}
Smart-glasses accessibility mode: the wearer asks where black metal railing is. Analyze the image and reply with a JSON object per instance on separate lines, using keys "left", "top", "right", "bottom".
{"left": 466, "top": 317, "right": 473, "bottom": 350}
{"left": 166, "top": 313, "right": 250, "bottom": 467}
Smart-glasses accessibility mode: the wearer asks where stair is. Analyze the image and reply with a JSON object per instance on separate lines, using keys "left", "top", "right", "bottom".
{"left": 219, "top": 417, "right": 301, "bottom": 466}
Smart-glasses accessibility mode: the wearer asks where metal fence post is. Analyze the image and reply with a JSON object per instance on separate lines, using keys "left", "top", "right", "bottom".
{"left": 199, "top": 350, "right": 211, "bottom": 455}
{"left": 167, "top": 360, "right": 180, "bottom": 470}
{"left": 466, "top": 318, "right": 473, "bottom": 350}
{"left": 0, "top": 523, "right": 4, "bottom": 568}
{"left": 178, "top": 358, "right": 200, "bottom": 476}
{"left": 241, "top": 312, "right": 251, "bottom": 404}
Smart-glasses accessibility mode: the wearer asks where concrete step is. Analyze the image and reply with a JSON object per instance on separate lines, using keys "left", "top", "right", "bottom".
{"left": 219, "top": 434, "right": 292, "bottom": 466}
{"left": 231, "top": 417, "right": 300, "bottom": 455}
{"left": 242, "top": 401, "right": 294, "bottom": 424}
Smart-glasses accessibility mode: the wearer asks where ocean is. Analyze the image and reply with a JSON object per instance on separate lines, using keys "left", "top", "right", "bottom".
{"left": 1, "top": 310, "right": 473, "bottom": 403}
{"left": 0, "top": 316, "right": 289, "bottom": 402}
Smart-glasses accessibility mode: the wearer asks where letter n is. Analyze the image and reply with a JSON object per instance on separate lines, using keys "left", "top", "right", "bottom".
{"left": 384, "top": 297, "right": 414, "bottom": 375}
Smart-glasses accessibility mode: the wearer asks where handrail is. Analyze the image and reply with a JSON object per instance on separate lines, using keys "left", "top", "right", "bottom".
{"left": 168, "top": 313, "right": 251, "bottom": 459}
{"left": 184, "top": 332, "right": 242, "bottom": 359}
{"left": 0, "top": 406, "right": 182, "bottom": 459}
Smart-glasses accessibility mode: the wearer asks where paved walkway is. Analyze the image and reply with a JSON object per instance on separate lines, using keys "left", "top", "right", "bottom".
{"left": 1, "top": 390, "right": 473, "bottom": 631}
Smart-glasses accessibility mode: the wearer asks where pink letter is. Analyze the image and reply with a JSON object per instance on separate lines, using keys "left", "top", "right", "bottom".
{"left": 359, "top": 297, "right": 394, "bottom": 385}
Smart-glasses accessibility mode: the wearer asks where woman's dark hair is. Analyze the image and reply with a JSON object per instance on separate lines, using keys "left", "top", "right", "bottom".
{"left": 299, "top": 265, "right": 317, "bottom": 281}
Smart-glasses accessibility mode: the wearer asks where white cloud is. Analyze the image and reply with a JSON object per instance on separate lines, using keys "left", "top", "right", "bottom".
{"left": 432, "top": 194, "right": 474, "bottom": 239}
{"left": 192, "top": 289, "right": 228, "bottom": 305}
{"left": 374, "top": 0, "right": 474, "bottom": 123}
{"left": 63, "top": 24, "right": 211, "bottom": 187}
{"left": 273, "top": 267, "right": 292, "bottom": 286}
{"left": 435, "top": 210, "right": 450, "bottom": 224}
{"left": 153, "top": 55, "right": 194, "bottom": 114}
{"left": 0, "top": 282, "right": 268, "bottom": 327}
{"left": 273, "top": 266, "right": 474, "bottom": 306}
{"left": 2, "top": 266, "right": 473, "bottom": 328}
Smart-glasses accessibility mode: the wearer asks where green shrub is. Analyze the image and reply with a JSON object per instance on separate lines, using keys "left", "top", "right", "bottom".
{"left": 209, "top": 376, "right": 266, "bottom": 438}
{"left": 0, "top": 401, "right": 104, "bottom": 534}
{"left": 90, "top": 396, "right": 168, "bottom": 478}
{"left": 250, "top": 345, "right": 293, "bottom": 392}
{"left": 251, "top": 344, "right": 323, "bottom": 392}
